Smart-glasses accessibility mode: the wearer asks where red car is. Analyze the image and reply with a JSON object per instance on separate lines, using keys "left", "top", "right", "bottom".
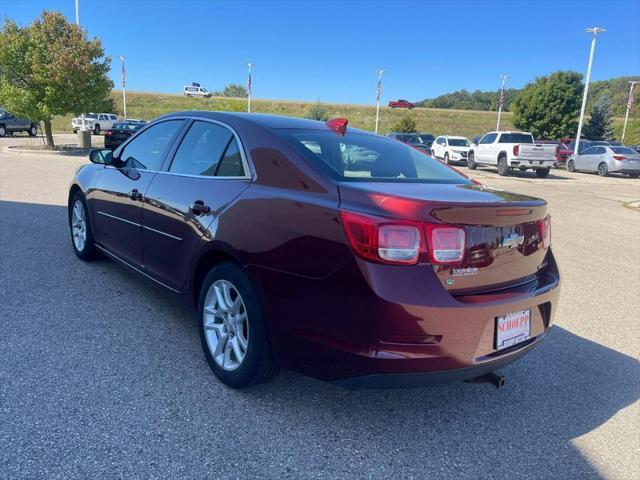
{"left": 537, "top": 140, "right": 572, "bottom": 166}
{"left": 69, "top": 113, "right": 560, "bottom": 389}
{"left": 388, "top": 99, "right": 415, "bottom": 109}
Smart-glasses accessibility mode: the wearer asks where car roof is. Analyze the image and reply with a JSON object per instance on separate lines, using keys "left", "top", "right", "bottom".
{"left": 158, "top": 111, "right": 375, "bottom": 135}
{"left": 443, "top": 135, "right": 467, "bottom": 139}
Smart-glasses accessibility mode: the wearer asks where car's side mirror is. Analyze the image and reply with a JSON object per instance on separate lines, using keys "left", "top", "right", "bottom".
{"left": 89, "top": 149, "right": 113, "bottom": 165}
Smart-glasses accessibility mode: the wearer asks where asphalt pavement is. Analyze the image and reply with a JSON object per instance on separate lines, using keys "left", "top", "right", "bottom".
{"left": 1, "top": 134, "right": 639, "bottom": 479}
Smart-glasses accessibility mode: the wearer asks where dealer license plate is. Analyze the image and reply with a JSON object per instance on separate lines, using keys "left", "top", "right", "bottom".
{"left": 495, "top": 310, "right": 531, "bottom": 351}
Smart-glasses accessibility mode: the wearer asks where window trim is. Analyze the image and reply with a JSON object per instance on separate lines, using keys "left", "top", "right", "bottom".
{"left": 160, "top": 117, "right": 252, "bottom": 180}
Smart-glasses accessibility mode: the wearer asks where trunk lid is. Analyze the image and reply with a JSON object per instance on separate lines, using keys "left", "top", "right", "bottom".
{"left": 518, "top": 144, "right": 557, "bottom": 161}
{"left": 338, "top": 182, "right": 549, "bottom": 293}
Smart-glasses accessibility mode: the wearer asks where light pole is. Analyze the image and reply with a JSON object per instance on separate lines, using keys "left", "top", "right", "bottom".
{"left": 74, "top": 0, "right": 80, "bottom": 25}
{"left": 496, "top": 74, "right": 510, "bottom": 130}
{"left": 247, "top": 63, "right": 253, "bottom": 113}
{"left": 375, "top": 69, "right": 384, "bottom": 134}
{"left": 119, "top": 56, "right": 127, "bottom": 119}
{"left": 574, "top": 27, "right": 606, "bottom": 155}
{"left": 621, "top": 81, "right": 638, "bottom": 143}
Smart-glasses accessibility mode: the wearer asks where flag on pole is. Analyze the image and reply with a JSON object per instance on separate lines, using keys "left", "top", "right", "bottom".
{"left": 628, "top": 88, "right": 635, "bottom": 111}
{"left": 121, "top": 61, "right": 126, "bottom": 88}
{"left": 376, "top": 75, "right": 382, "bottom": 102}
{"left": 499, "top": 88, "right": 505, "bottom": 110}
{"left": 247, "top": 67, "right": 252, "bottom": 97}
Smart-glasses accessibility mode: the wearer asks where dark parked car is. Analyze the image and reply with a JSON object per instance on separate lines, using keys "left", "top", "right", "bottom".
{"left": 387, "top": 99, "right": 415, "bottom": 109}
{"left": 417, "top": 132, "right": 435, "bottom": 148}
{"left": 69, "top": 112, "right": 560, "bottom": 389}
{"left": 104, "top": 120, "right": 146, "bottom": 149}
{"left": 566, "top": 139, "right": 592, "bottom": 154}
{"left": 387, "top": 132, "right": 432, "bottom": 154}
{"left": 0, "top": 109, "right": 38, "bottom": 137}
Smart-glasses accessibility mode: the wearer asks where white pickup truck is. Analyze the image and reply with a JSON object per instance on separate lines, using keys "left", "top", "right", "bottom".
{"left": 467, "top": 131, "right": 557, "bottom": 177}
{"left": 71, "top": 113, "right": 118, "bottom": 134}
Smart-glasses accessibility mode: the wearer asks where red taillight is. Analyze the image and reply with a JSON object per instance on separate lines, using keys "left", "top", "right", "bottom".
{"left": 338, "top": 210, "right": 465, "bottom": 265}
{"left": 105, "top": 130, "right": 112, "bottom": 136}
{"left": 612, "top": 155, "right": 627, "bottom": 161}
{"left": 555, "top": 146, "right": 560, "bottom": 160}
{"left": 537, "top": 216, "right": 551, "bottom": 249}
{"left": 513, "top": 145, "right": 519, "bottom": 156}
{"left": 424, "top": 224, "right": 466, "bottom": 263}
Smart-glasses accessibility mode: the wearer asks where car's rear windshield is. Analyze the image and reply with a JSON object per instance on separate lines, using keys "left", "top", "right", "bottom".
{"left": 418, "top": 134, "right": 434, "bottom": 142}
{"left": 278, "top": 129, "right": 470, "bottom": 184}
{"left": 499, "top": 133, "right": 534, "bottom": 143}
{"left": 448, "top": 138, "right": 469, "bottom": 147}
{"left": 611, "top": 147, "right": 638, "bottom": 155}
{"left": 397, "top": 134, "right": 423, "bottom": 143}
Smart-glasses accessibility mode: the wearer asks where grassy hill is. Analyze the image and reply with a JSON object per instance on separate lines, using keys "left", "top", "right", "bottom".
{"left": 51, "top": 90, "right": 636, "bottom": 143}
{"left": 51, "top": 91, "right": 516, "bottom": 138}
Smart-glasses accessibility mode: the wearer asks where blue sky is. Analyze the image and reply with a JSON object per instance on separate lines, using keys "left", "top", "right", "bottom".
{"left": 2, "top": 0, "right": 639, "bottom": 104}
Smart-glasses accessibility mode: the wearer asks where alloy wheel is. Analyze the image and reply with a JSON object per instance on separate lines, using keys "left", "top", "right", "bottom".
{"left": 203, "top": 279, "right": 249, "bottom": 371}
{"left": 598, "top": 163, "right": 608, "bottom": 177}
{"left": 71, "top": 199, "right": 87, "bottom": 252}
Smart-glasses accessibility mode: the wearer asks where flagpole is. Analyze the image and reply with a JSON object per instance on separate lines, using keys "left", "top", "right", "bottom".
{"left": 119, "top": 56, "right": 127, "bottom": 119}
{"left": 247, "top": 63, "right": 253, "bottom": 113}
{"left": 621, "top": 81, "right": 638, "bottom": 143}
{"left": 375, "top": 69, "right": 384, "bottom": 134}
{"left": 496, "top": 74, "right": 510, "bottom": 130}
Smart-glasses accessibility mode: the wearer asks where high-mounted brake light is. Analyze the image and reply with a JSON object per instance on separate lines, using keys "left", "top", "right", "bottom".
{"left": 513, "top": 145, "right": 519, "bottom": 156}
{"left": 338, "top": 210, "right": 465, "bottom": 266}
{"left": 612, "top": 155, "right": 627, "bottom": 161}
{"left": 537, "top": 216, "right": 551, "bottom": 249}
{"left": 326, "top": 118, "right": 348, "bottom": 136}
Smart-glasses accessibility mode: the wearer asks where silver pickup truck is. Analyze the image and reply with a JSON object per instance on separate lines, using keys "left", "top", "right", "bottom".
{"left": 467, "top": 131, "right": 557, "bottom": 178}
{"left": 0, "top": 110, "right": 38, "bottom": 137}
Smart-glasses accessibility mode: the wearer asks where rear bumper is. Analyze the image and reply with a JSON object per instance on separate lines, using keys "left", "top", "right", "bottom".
{"left": 510, "top": 158, "right": 555, "bottom": 168}
{"left": 334, "top": 334, "right": 544, "bottom": 389}
{"left": 255, "top": 250, "right": 561, "bottom": 385}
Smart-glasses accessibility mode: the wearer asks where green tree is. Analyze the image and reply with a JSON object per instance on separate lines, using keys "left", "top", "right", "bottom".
{"left": 217, "top": 84, "right": 248, "bottom": 98}
{"left": 511, "top": 71, "right": 584, "bottom": 139}
{"left": 0, "top": 11, "right": 113, "bottom": 147}
{"left": 584, "top": 92, "right": 615, "bottom": 141}
{"left": 392, "top": 116, "right": 417, "bottom": 133}
{"left": 306, "top": 100, "right": 329, "bottom": 121}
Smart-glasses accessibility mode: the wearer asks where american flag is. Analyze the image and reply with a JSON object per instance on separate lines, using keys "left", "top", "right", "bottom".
{"left": 376, "top": 75, "right": 382, "bottom": 102}
{"left": 121, "top": 61, "right": 126, "bottom": 88}
{"left": 628, "top": 86, "right": 635, "bottom": 111}
{"left": 247, "top": 67, "right": 252, "bottom": 96}
{"left": 499, "top": 88, "right": 505, "bottom": 110}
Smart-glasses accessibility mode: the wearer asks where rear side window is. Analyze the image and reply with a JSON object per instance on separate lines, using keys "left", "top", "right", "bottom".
{"left": 169, "top": 121, "right": 245, "bottom": 177}
{"left": 278, "top": 129, "right": 469, "bottom": 184}
{"left": 499, "top": 133, "right": 534, "bottom": 143}
{"left": 118, "top": 120, "right": 184, "bottom": 170}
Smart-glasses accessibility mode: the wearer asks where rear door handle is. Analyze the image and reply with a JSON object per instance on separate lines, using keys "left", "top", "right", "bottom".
{"left": 189, "top": 200, "right": 211, "bottom": 215}
{"left": 129, "top": 189, "right": 143, "bottom": 201}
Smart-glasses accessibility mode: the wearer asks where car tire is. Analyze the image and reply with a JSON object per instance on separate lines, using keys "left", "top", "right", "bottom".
{"left": 93, "top": 124, "right": 100, "bottom": 135}
{"left": 567, "top": 160, "right": 576, "bottom": 172}
{"left": 535, "top": 168, "right": 550, "bottom": 178}
{"left": 198, "top": 262, "right": 278, "bottom": 388}
{"left": 68, "top": 192, "right": 100, "bottom": 261}
{"left": 73, "top": 129, "right": 78, "bottom": 134}
{"left": 0, "top": 125, "right": 6, "bottom": 137}
{"left": 28, "top": 124, "right": 38, "bottom": 137}
{"left": 467, "top": 152, "right": 477, "bottom": 170}
{"left": 497, "top": 156, "right": 510, "bottom": 176}
{"left": 444, "top": 153, "right": 450, "bottom": 164}
{"left": 597, "top": 162, "right": 609, "bottom": 177}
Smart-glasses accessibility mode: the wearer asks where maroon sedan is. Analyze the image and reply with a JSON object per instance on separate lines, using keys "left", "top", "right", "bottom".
{"left": 68, "top": 112, "right": 560, "bottom": 389}
{"left": 388, "top": 99, "right": 415, "bottom": 109}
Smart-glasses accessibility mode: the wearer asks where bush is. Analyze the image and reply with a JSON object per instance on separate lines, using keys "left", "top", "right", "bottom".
{"left": 306, "top": 101, "right": 329, "bottom": 121}
{"left": 392, "top": 116, "right": 417, "bottom": 133}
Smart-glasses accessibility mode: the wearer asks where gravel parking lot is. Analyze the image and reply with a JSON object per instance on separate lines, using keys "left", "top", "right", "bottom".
{"left": 1, "top": 134, "right": 639, "bottom": 479}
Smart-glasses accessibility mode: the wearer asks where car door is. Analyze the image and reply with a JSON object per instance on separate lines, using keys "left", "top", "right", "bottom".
{"left": 141, "top": 119, "right": 252, "bottom": 291}
{"left": 590, "top": 146, "right": 607, "bottom": 171}
{"left": 575, "top": 146, "right": 594, "bottom": 171}
{"left": 91, "top": 119, "right": 185, "bottom": 265}
{"left": 476, "top": 133, "right": 496, "bottom": 163}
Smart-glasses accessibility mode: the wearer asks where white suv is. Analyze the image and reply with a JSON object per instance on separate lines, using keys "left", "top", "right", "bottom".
{"left": 431, "top": 136, "right": 470, "bottom": 164}
{"left": 71, "top": 113, "right": 118, "bottom": 134}
{"left": 183, "top": 84, "right": 212, "bottom": 98}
